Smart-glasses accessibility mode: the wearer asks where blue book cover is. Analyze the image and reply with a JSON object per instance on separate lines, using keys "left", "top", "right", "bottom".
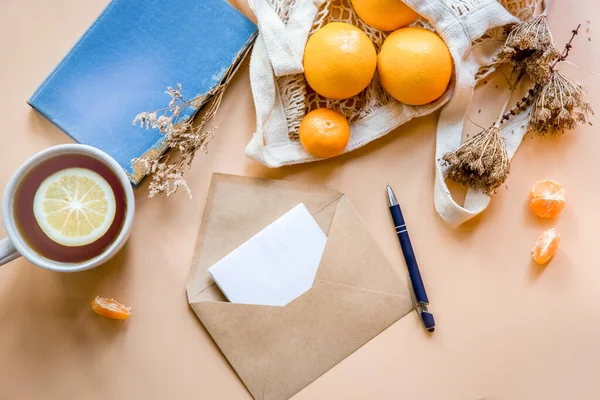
{"left": 28, "top": 0, "right": 257, "bottom": 184}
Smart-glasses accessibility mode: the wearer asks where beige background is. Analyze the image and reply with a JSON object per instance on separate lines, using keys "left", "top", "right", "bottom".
{"left": 1, "top": 1, "right": 599, "bottom": 399}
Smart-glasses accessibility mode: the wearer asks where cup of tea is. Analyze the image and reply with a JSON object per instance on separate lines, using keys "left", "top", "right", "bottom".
{"left": 1, "top": 144, "right": 135, "bottom": 272}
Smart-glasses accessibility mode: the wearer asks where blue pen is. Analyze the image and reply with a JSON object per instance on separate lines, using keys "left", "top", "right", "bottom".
{"left": 386, "top": 185, "right": 435, "bottom": 333}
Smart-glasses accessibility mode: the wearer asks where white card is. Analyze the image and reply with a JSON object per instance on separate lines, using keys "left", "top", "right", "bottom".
{"left": 209, "top": 204, "right": 327, "bottom": 307}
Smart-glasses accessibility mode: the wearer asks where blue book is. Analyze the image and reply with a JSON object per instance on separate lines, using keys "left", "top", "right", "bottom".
{"left": 28, "top": 0, "right": 256, "bottom": 184}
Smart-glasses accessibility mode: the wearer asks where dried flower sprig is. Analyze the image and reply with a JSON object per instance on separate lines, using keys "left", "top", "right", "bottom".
{"left": 504, "top": 15, "right": 554, "bottom": 53}
{"left": 497, "top": 14, "right": 560, "bottom": 83}
{"left": 500, "top": 24, "right": 593, "bottom": 135}
{"left": 520, "top": 24, "right": 594, "bottom": 136}
{"left": 443, "top": 82, "right": 519, "bottom": 195}
{"left": 132, "top": 83, "right": 225, "bottom": 198}
{"left": 442, "top": 65, "right": 526, "bottom": 195}
{"left": 443, "top": 126, "right": 509, "bottom": 195}
{"left": 528, "top": 70, "right": 593, "bottom": 136}
{"left": 132, "top": 35, "right": 256, "bottom": 198}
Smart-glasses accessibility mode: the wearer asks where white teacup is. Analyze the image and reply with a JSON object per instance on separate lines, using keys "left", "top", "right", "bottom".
{"left": 0, "top": 144, "right": 135, "bottom": 272}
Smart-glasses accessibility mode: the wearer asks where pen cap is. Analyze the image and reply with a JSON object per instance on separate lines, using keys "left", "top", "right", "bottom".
{"left": 422, "top": 311, "right": 435, "bottom": 333}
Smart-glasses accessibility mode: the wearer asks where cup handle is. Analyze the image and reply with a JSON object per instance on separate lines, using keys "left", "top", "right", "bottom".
{"left": 0, "top": 237, "right": 20, "bottom": 265}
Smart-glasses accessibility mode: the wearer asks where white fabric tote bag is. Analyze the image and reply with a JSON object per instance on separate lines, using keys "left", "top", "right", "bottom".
{"left": 245, "top": 0, "right": 529, "bottom": 226}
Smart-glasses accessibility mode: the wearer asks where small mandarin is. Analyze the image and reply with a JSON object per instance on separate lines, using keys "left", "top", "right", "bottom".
{"left": 351, "top": 0, "right": 419, "bottom": 31}
{"left": 299, "top": 108, "right": 351, "bottom": 159}
{"left": 531, "top": 228, "right": 560, "bottom": 265}
{"left": 91, "top": 296, "right": 132, "bottom": 320}
{"left": 529, "top": 180, "right": 566, "bottom": 218}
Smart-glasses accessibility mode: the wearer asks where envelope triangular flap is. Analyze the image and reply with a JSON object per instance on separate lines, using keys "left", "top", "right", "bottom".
{"left": 192, "top": 301, "right": 281, "bottom": 399}
{"left": 186, "top": 173, "right": 342, "bottom": 302}
{"left": 266, "top": 283, "right": 412, "bottom": 400}
{"left": 315, "top": 196, "right": 410, "bottom": 297}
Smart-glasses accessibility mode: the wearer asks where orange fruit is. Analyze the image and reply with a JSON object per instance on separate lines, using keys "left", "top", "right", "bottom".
{"left": 531, "top": 228, "right": 560, "bottom": 265}
{"left": 304, "top": 22, "right": 377, "bottom": 100}
{"left": 299, "top": 108, "right": 351, "bottom": 158}
{"left": 351, "top": 0, "right": 419, "bottom": 31}
{"left": 377, "top": 27, "right": 453, "bottom": 105}
{"left": 529, "top": 180, "right": 566, "bottom": 218}
{"left": 91, "top": 296, "right": 132, "bottom": 320}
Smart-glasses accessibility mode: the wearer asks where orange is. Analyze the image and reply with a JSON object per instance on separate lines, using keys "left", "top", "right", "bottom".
{"left": 91, "top": 296, "right": 132, "bottom": 320}
{"left": 303, "top": 22, "right": 377, "bottom": 100}
{"left": 377, "top": 27, "right": 453, "bottom": 105}
{"left": 299, "top": 108, "right": 351, "bottom": 158}
{"left": 531, "top": 228, "right": 560, "bottom": 265}
{"left": 529, "top": 180, "right": 566, "bottom": 218}
{"left": 351, "top": 0, "right": 419, "bottom": 31}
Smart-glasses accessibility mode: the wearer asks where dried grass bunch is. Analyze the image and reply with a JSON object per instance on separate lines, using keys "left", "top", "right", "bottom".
{"left": 498, "top": 15, "right": 560, "bottom": 82}
{"left": 132, "top": 84, "right": 223, "bottom": 198}
{"left": 529, "top": 71, "right": 593, "bottom": 136}
{"left": 501, "top": 16, "right": 594, "bottom": 135}
{"left": 443, "top": 127, "right": 509, "bottom": 195}
{"left": 443, "top": 4, "right": 594, "bottom": 196}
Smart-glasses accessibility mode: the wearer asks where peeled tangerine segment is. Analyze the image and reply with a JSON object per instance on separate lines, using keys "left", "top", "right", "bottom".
{"left": 33, "top": 167, "right": 116, "bottom": 247}
{"left": 529, "top": 180, "right": 566, "bottom": 218}
{"left": 532, "top": 228, "right": 560, "bottom": 265}
{"left": 91, "top": 296, "right": 132, "bottom": 320}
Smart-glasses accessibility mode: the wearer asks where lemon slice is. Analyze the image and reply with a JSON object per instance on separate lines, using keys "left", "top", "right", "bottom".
{"left": 33, "top": 168, "right": 116, "bottom": 247}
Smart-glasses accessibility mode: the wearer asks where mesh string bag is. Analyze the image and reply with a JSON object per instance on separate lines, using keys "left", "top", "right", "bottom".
{"left": 246, "top": 0, "right": 536, "bottom": 226}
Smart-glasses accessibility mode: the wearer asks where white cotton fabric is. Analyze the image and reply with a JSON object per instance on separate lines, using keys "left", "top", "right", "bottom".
{"left": 246, "top": 0, "right": 525, "bottom": 226}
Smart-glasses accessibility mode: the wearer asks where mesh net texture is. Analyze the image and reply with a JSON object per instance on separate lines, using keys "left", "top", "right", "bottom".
{"left": 269, "top": 0, "right": 538, "bottom": 140}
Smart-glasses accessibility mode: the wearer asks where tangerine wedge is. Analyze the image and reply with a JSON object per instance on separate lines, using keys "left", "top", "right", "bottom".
{"left": 529, "top": 180, "right": 566, "bottom": 218}
{"left": 531, "top": 228, "right": 560, "bottom": 265}
{"left": 91, "top": 296, "right": 132, "bottom": 320}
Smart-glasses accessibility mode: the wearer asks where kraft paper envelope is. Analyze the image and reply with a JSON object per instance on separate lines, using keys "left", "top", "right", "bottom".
{"left": 186, "top": 173, "right": 414, "bottom": 400}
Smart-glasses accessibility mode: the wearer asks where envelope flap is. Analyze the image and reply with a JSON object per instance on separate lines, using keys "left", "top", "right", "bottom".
{"left": 192, "top": 281, "right": 413, "bottom": 400}
{"left": 191, "top": 301, "right": 281, "bottom": 400}
{"left": 186, "top": 173, "right": 342, "bottom": 302}
{"left": 316, "top": 196, "right": 410, "bottom": 298}
{"left": 263, "top": 281, "right": 413, "bottom": 400}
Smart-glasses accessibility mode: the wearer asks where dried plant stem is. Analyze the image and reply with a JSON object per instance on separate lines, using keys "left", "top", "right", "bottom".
{"left": 541, "top": 0, "right": 553, "bottom": 16}
{"left": 497, "top": 73, "right": 522, "bottom": 125}
{"left": 497, "top": 70, "right": 532, "bottom": 125}
{"left": 551, "top": 24, "right": 581, "bottom": 69}
{"left": 561, "top": 60, "right": 600, "bottom": 78}
{"left": 500, "top": 84, "right": 539, "bottom": 124}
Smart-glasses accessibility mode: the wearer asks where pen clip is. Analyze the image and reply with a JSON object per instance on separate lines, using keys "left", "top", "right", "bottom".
{"left": 407, "top": 274, "right": 422, "bottom": 320}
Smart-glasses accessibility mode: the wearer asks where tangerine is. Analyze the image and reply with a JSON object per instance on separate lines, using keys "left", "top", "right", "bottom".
{"left": 351, "top": 0, "right": 419, "bottom": 32}
{"left": 299, "top": 108, "right": 351, "bottom": 158}
{"left": 531, "top": 228, "right": 560, "bottom": 265}
{"left": 304, "top": 22, "right": 377, "bottom": 100}
{"left": 529, "top": 180, "right": 566, "bottom": 218}
{"left": 377, "top": 27, "right": 453, "bottom": 105}
{"left": 91, "top": 296, "right": 132, "bottom": 320}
